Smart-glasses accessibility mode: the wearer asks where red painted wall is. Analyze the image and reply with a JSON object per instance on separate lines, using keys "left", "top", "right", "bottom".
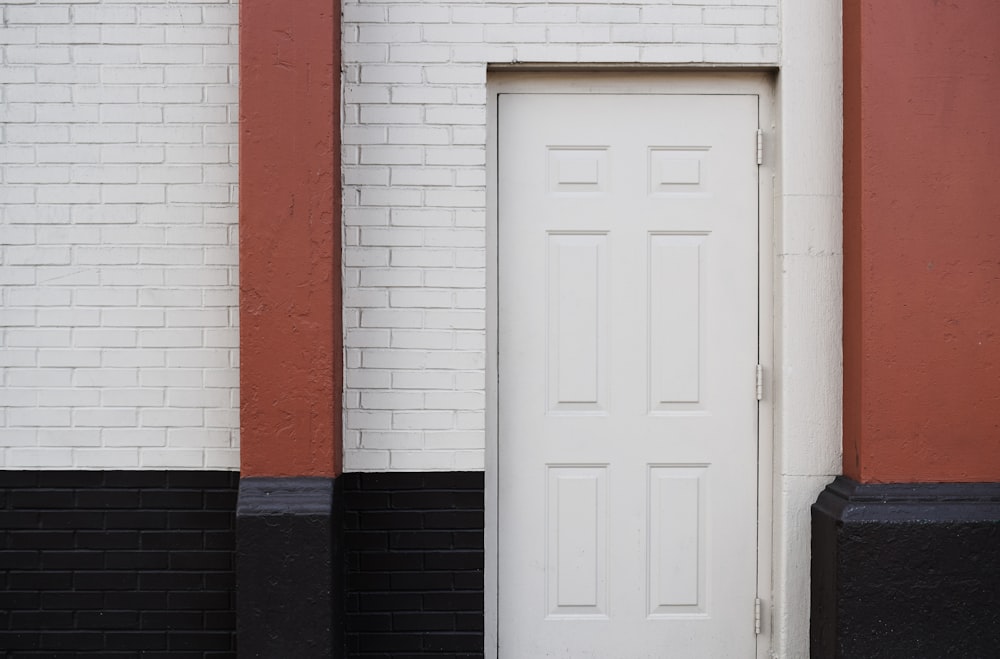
{"left": 843, "top": 0, "right": 1000, "bottom": 482}
{"left": 239, "top": 0, "right": 342, "bottom": 477}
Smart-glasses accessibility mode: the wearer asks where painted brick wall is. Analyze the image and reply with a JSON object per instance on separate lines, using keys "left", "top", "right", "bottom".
{"left": 342, "top": 1, "right": 780, "bottom": 471}
{"left": 0, "top": 471, "right": 237, "bottom": 656}
{"left": 344, "top": 472, "right": 484, "bottom": 656}
{"left": 0, "top": 1, "right": 239, "bottom": 470}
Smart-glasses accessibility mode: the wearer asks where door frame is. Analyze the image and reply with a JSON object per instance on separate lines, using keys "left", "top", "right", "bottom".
{"left": 485, "top": 70, "right": 776, "bottom": 659}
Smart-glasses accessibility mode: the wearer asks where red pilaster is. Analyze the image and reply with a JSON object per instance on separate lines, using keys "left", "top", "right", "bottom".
{"left": 239, "top": 0, "right": 341, "bottom": 477}
{"left": 843, "top": 0, "right": 1000, "bottom": 482}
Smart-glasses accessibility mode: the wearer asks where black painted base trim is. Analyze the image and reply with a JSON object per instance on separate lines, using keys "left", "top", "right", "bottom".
{"left": 811, "top": 476, "right": 1000, "bottom": 658}
{"left": 0, "top": 470, "right": 238, "bottom": 658}
{"left": 236, "top": 476, "right": 343, "bottom": 658}
{"left": 343, "top": 472, "right": 484, "bottom": 658}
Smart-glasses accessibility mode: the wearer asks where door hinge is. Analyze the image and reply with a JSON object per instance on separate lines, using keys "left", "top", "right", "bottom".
{"left": 755, "top": 364, "right": 763, "bottom": 401}
{"left": 754, "top": 597, "right": 763, "bottom": 635}
{"left": 756, "top": 128, "right": 763, "bottom": 165}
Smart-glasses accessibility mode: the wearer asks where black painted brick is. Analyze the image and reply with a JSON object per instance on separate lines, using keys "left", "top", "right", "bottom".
{"left": 344, "top": 471, "right": 485, "bottom": 658}
{"left": 0, "top": 470, "right": 237, "bottom": 658}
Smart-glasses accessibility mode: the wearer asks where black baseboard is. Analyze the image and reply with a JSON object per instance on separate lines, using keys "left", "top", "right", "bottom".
{"left": 343, "top": 471, "right": 484, "bottom": 658}
{"left": 0, "top": 470, "right": 238, "bottom": 658}
{"left": 811, "top": 476, "right": 1000, "bottom": 658}
{"left": 236, "top": 476, "right": 344, "bottom": 658}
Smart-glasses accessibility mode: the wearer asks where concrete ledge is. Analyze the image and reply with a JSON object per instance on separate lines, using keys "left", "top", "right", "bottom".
{"left": 811, "top": 476, "right": 1000, "bottom": 658}
{"left": 237, "top": 476, "right": 343, "bottom": 658}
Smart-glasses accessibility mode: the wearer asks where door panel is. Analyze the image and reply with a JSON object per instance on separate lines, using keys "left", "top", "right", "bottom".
{"left": 498, "top": 93, "right": 760, "bottom": 658}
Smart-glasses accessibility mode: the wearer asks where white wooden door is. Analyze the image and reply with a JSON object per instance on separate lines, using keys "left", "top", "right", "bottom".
{"left": 498, "top": 93, "right": 760, "bottom": 658}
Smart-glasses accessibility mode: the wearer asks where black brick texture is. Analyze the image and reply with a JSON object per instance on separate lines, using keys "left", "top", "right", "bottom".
{"left": 343, "top": 471, "right": 484, "bottom": 659}
{"left": 0, "top": 470, "right": 237, "bottom": 658}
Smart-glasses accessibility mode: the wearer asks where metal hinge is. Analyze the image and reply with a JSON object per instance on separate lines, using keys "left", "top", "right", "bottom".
{"left": 756, "top": 128, "right": 763, "bottom": 165}
{"left": 754, "top": 597, "right": 763, "bottom": 635}
{"left": 755, "top": 364, "right": 763, "bottom": 401}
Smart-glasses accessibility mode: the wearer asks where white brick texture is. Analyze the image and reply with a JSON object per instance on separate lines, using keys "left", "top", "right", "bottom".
{"left": 0, "top": 1, "right": 239, "bottom": 470}
{"left": 343, "top": 1, "right": 779, "bottom": 471}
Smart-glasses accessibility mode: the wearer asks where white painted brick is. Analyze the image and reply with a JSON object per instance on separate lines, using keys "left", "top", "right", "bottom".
{"left": 704, "top": 6, "right": 767, "bottom": 24}
{"left": 360, "top": 310, "right": 423, "bottom": 328}
{"left": 347, "top": 410, "right": 393, "bottom": 431}
{"left": 390, "top": 44, "right": 451, "bottom": 63}
{"left": 549, "top": 25, "right": 611, "bottom": 42}
{"left": 74, "top": 330, "right": 137, "bottom": 348}
{"left": 392, "top": 411, "right": 454, "bottom": 431}
{"left": 74, "top": 408, "right": 137, "bottom": 427}
{"left": 425, "top": 432, "right": 482, "bottom": 449}
{"left": 102, "top": 389, "right": 164, "bottom": 407}
{"left": 344, "top": 450, "right": 390, "bottom": 471}
{"left": 425, "top": 66, "right": 485, "bottom": 85}
{"left": 139, "top": 6, "right": 203, "bottom": 23}
{"left": 7, "top": 6, "right": 70, "bottom": 24}
{"left": 104, "top": 428, "right": 166, "bottom": 447}
{"left": 203, "top": 449, "right": 238, "bottom": 470}
{"left": 139, "top": 449, "right": 204, "bottom": 468}
{"left": 391, "top": 167, "right": 452, "bottom": 186}
{"left": 393, "top": 371, "right": 454, "bottom": 390}
{"left": 391, "top": 330, "right": 453, "bottom": 350}
{"left": 345, "top": 329, "right": 391, "bottom": 349}
{"left": 451, "top": 44, "right": 515, "bottom": 63}
{"left": 361, "top": 432, "right": 424, "bottom": 450}
{"left": 75, "top": 449, "right": 140, "bottom": 468}
{"left": 7, "top": 449, "right": 73, "bottom": 468}
{"left": 453, "top": 331, "right": 485, "bottom": 351}
{"left": 38, "top": 429, "right": 101, "bottom": 448}
{"left": 37, "top": 350, "right": 102, "bottom": 368}
{"left": 390, "top": 450, "right": 457, "bottom": 470}
{"left": 359, "top": 24, "right": 422, "bottom": 43}
{"left": 675, "top": 25, "right": 738, "bottom": 43}
{"left": 75, "top": 369, "right": 138, "bottom": 388}
{"left": 73, "top": 6, "right": 136, "bottom": 24}
{"left": 612, "top": 25, "right": 676, "bottom": 43}
{"left": 166, "top": 349, "right": 230, "bottom": 368}
{"left": 390, "top": 248, "right": 453, "bottom": 268}
{"left": 704, "top": 43, "right": 778, "bottom": 62}
{"left": 736, "top": 25, "right": 780, "bottom": 44}
{"left": 101, "top": 26, "right": 165, "bottom": 45}
{"left": 641, "top": 5, "right": 704, "bottom": 24}
{"left": 390, "top": 289, "right": 452, "bottom": 308}
{"left": 511, "top": 43, "right": 577, "bottom": 62}
{"left": 1, "top": 391, "right": 41, "bottom": 408}
{"left": 580, "top": 6, "right": 641, "bottom": 22}
{"left": 452, "top": 6, "right": 513, "bottom": 23}
{"left": 167, "top": 428, "right": 232, "bottom": 448}
{"left": 37, "top": 27, "right": 102, "bottom": 44}
{"left": 7, "top": 287, "right": 71, "bottom": 307}
{"left": 579, "top": 45, "right": 643, "bottom": 61}
{"left": 0, "top": 2, "right": 239, "bottom": 469}
{"left": 0, "top": 29, "right": 40, "bottom": 47}
{"left": 208, "top": 397, "right": 236, "bottom": 420}
{"left": 483, "top": 24, "right": 546, "bottom": 43}
{"left": 9, "top": 408, "right": 72, "bottom": 427}
{"left": 363, "top": 350, "right": 427, "bottom": 370}
{"left": 141, "top": 408, "right": 203, "bottom": 427}
{"left": 390, "top": 209, "right": 452, "bottom": 227}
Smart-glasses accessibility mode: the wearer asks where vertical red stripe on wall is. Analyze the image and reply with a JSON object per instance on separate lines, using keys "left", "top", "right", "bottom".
{"left": 843, "top": 0, "right": 1000, "bottom": 482}
{"left": 239, "top": 0, "right": 342, "bottom": 477}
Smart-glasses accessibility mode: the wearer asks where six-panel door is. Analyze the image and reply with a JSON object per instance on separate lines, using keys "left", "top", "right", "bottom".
{"left": 498, "top": 93, "right": 760, "bottom": 657}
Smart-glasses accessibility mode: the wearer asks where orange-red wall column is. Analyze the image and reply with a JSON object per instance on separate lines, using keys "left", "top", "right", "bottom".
{"left": 239, "top": 0, "right": 341, "bottom": 477}
{"left": 843, "top": 0, "right": 1000, "bottom": 482}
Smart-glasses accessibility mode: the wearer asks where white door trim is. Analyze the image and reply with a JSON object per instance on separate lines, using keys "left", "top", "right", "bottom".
{"left": 485, "top": 71, "right": 776, "bottom": 659}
